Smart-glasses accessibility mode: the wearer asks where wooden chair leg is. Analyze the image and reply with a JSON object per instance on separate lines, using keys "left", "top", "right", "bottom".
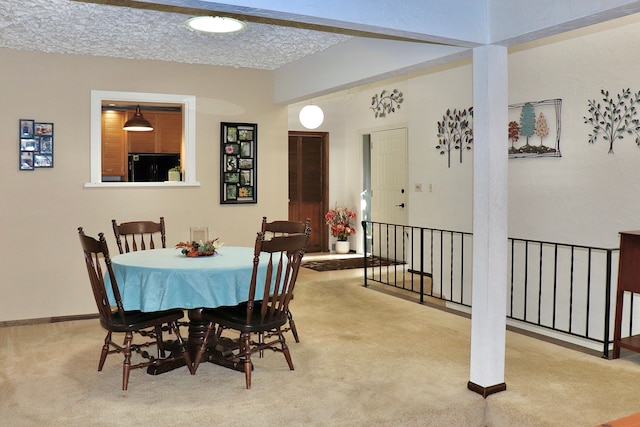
{"left": 98, "top": 332, "right": 111, "bottom": 371}
{"left": 171, "top": 322, "right": 194, "bottom": 374}
{"left": 155, "top": 325, "right": 166, "bottom": 358}
{"left": 287, "top": 310, "right": 300, "bottom": 343}
{"left": 192, "top": 323, "right": 215, "bottom": 373}
{"left": 258, "top": 332, "right": 264, "bottom": 358}
{"left": 241, "top": 333, "right": 252, "bottom": 389}
{"left": 279, "top": 330, "right": 294, "bottom": 370}
{"left": 122, "top": 332, "right": 133, "bottom": 391}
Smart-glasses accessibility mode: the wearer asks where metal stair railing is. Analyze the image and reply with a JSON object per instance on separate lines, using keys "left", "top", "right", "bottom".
{"left": 362, "top": 220, "right": 626, "bottom": 358}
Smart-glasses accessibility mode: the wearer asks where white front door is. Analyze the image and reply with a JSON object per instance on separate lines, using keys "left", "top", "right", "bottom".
{"left": 370, "top": 127, "right": 408, "bottom": 260}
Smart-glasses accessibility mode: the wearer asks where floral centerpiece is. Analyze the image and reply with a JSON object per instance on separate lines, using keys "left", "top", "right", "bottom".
{"left": 325, "top": 205, "right": 357, "bottom": 241}
{"left": 175, "top": 238, "right": 224, "bottom": 257}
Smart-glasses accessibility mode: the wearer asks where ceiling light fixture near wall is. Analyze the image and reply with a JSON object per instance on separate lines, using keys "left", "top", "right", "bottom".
{"left": 185, "top": 16, "right": 247, "bottom": 33}
{"left": 299, "top": 104, "right": 324, "bottom": 129}
{"left": 123, "top": 105, "right": 153, "bottom": 131}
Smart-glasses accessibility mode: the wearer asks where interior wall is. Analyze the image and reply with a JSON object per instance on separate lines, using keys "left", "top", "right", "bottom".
{"left": 408, "top": 61, "right": 474, "bottom": 232}
{"left": 291, "top": 13, "right": 640, "bottom": 256}
{"left": 507, "top": 14, "right": 640, "bottom": 248}
{"left": 409, "top": 13, "right": 640, "bottom": 249}
{"left": 0, "top": 48, "right": 288, "bottom": 322}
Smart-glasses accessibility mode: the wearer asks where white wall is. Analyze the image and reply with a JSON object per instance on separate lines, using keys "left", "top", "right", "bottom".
{"left": 507, "top": 14, "right": 640, "bottom": 248}
{"left": 0, "top": 48, "right": 289, "bottom": 322}
{"left": 300, "top": 13, "right": 640, "bottom": 254}
{"left": 408, "top": 62, "right": 474, "bottom": 232}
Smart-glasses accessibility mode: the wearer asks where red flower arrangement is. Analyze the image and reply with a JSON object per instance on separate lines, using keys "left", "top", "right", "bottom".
{"left": 325, "top": 205, "right": 357, "bottom": 241}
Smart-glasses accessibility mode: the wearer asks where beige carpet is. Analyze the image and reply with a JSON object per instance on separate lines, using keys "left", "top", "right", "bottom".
{"left": 1, "top": 265, "right": 640, "bottom": 426}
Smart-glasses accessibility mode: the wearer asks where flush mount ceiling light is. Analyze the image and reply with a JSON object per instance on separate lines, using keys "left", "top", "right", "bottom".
{"left": 299, "top": 104, "right": 324, "bottom": 129}
{"left": 123, "top": 105, "right": 153, "bottom": 131}
{"left": 185, "top": 16, "right": 247, "bottom": 33}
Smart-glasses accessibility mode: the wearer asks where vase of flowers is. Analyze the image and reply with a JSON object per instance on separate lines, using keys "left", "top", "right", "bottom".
{"left": 175, "top": 238, "right": 224, "bottom": 257}
{"left": 325, "top": 205, "right": 356, "bottom": 254}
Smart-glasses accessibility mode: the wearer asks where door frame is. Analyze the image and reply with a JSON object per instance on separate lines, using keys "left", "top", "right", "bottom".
{"left": 288, "top": 130, "right": 330, "bottom": 252}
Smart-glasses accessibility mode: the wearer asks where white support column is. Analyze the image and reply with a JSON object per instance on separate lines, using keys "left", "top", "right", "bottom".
{"left": 468, "top": 45, "right": 508, "bottom": 398}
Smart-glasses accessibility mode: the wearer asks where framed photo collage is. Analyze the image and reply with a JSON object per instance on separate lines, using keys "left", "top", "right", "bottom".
{"left": 19, "top": 119, "right": 54, "bottom": 170}
{"left": 220, "top": 122, "right": 257, "bottom": 204}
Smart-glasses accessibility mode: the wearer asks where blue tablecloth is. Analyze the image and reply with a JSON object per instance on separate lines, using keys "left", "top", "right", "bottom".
{"left": 106, "top": 246, "right": 266, "bottom": 312}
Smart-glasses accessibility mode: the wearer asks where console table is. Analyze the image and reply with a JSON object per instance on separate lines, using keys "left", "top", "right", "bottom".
{"left": 613, "top": 230, "right": 640, "bottom": 358}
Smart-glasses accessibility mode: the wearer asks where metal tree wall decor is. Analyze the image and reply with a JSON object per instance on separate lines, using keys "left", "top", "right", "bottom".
{"left": 584, "top": 88, "right": 640, "bottom": 154}
{"left": 436, "top": 100, "right": 562, "bottom": 165}
{"left": 370, "top": 89, "right": 404, "bottom": 118}
{"left": 436, "top": 107, "right": 473, "bottom": 168}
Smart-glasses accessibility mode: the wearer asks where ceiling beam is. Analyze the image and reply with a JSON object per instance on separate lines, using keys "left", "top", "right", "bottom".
{"left": 274, "top": 38, "right": 470, "bottom": 104}
{"left": 126, "top": 0, "right": 488, "bottom": 47}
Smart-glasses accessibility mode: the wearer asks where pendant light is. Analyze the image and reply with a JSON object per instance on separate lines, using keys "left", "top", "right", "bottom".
{"left": 123, "top": 105, "right": 153, "bottom": 131}
{"left": 299, "top": 104, "right": 324, "bottom": 129}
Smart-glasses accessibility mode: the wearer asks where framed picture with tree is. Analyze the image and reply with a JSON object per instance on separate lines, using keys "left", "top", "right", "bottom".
{"left": 508, "top": 99, "right": 562, "bottom": 159}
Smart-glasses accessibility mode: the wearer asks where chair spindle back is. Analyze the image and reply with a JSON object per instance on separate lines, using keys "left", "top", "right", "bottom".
{"left": 78, "top": 228, "right": 126, "bottom": 326}
{"left": 245, "top": 230, "right": 309, "bottom": 324}
{"left": 112, "top": 217, "right": 166, "bottom": 254}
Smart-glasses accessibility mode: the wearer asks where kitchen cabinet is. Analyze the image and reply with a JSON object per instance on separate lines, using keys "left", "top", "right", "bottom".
{"left": 128, "top": 111, "right": 182, "bottom": 154}
{"left": 101, "top": 111, "right": 127, "bottom": 179}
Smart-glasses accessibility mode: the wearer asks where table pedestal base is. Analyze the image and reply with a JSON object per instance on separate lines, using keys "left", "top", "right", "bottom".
{"left": 147, "top": 308, "right": 247, "bottom": 375}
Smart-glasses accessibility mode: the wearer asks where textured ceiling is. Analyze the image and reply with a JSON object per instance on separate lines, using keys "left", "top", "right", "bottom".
{"left": 0, "top": 0, "right": 351, "bottom": 70}
{"left": 4, "top": 0, "right": 640, "bottom": 102}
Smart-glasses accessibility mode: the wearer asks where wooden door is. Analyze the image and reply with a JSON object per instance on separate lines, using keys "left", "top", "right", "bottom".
{"left": 370, "top": 128, "right": 408, "bottom": 260}
{"left": 288, "top": 131, "right": 329, "bottom": 253}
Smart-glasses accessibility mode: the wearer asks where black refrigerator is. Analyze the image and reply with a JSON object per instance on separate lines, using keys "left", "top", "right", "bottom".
{"left": 128, "top": 153, "right": 180, "bottom": 182}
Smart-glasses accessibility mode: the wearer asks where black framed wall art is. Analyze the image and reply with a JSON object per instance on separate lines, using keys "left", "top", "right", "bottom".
{"left": 19, "top": 119, "right": 54, "bottom": 170}
{"left": 220, "top": 122, "right": 257, "bottom": 204}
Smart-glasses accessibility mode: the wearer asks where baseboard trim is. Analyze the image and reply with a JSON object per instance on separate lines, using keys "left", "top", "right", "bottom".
{"left": 467, "top": 381, "right": 507, "bottom": 398}
{"left": 0, "top": 313, "right": 99, "bottom": 328}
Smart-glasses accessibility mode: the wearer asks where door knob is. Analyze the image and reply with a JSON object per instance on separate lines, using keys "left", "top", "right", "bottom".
{"left": 395, "top": 203, "right": 405, "bottom": 208}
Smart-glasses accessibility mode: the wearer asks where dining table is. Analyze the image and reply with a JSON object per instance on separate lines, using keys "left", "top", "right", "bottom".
{"left": 106, "top": 245, "right": 268, "bottom": 374}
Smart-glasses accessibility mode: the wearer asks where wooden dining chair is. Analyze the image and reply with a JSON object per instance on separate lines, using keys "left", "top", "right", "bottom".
{"left": 261, "top": 217, "right": 311, "bottom": 343}
{"left": 192, "top": 228, "right": 310, "bottom": 389}
{"left": 78, "top": 227, "right": 194, "bottom": 390}
{"left": 112, "top": 217, "right": 166, "bottom": 254}
{"left": 112, "top": 217, "right": 187, "bottom": 335}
